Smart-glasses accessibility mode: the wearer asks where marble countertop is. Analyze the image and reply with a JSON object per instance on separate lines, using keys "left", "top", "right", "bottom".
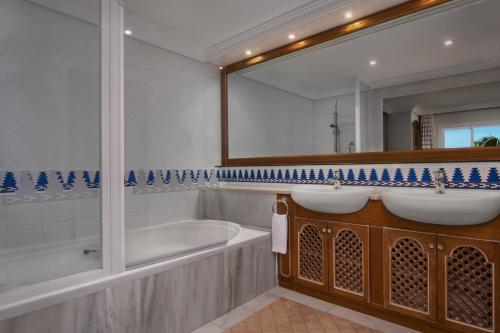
{"left": 211, "top": 182, "right": 491, "bottom": 199}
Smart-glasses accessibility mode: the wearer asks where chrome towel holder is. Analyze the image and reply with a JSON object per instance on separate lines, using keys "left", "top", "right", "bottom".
{"left": 272, "top": 197, "right": 288, "bottom": 215}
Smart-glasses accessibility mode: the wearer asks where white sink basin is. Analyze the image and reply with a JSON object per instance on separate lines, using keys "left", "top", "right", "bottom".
{"left": 291, "top": 185, "right": 373, "bottom": 214}
{"left": 382, "top": 189, "right": 500, "bottom": 225}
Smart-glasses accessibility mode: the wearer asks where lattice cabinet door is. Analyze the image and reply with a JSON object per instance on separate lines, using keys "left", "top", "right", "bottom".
{"left": 330, "top": 222, "right": 370, "bottom": 303}
{"left": 437, "top": 235, "right": 499, "bottom": 333}
{"left": 383, "top": 228, "right": 437, "bottom": 321}
{"left": 294, "top": 218, "right": 329, "bottom": 290}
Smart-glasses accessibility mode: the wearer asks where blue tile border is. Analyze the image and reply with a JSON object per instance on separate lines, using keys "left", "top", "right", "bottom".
{"left": 0, "top": 169, "right": 218, "bottom": 195}
{"left": 2, "top": 164, "right": 499, "bottom": 198}
{"left": 219, "top": 165, "right": 500, "bottom": 190}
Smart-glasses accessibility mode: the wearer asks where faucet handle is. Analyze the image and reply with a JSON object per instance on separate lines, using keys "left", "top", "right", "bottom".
{"left": 433, "top": 169, "right": 445, "bottom": 181}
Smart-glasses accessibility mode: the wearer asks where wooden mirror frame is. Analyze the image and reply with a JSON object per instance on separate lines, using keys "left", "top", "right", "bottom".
{"left": 221, "top": 0, "right": 500, "bottom": 166}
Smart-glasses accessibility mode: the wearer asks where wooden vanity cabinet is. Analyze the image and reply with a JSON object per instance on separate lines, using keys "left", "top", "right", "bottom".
{"left": 292, "top": 218, "right": 370, "bottom": 301}
{"left": 383, "top": 228, "right": 437, "bottom": 322}
{"left": 330, "top": 222, "right": 370, "bottom": 303}
{"left": 383, "top": 229, "right": 499, "bottom": 332}
{"left": 293, "top": 218, "right": 329, "bottom": 291}
{"left": 437, "top": 235, "right": 498, "bottom": 333}
{"left": 281, "top": 197, "right": 500, "bottom": 333}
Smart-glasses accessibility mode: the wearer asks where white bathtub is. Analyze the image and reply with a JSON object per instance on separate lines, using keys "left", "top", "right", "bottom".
{"left": 0, "top": 220, "right": 242, "bottom": 292}
{"left": 125, "top": 219, "right": 241, "bottom": 267}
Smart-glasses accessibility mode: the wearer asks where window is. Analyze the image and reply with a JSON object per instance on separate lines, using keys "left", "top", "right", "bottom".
{"left": 443, "top": 125, "right": 500, "bottom": 148}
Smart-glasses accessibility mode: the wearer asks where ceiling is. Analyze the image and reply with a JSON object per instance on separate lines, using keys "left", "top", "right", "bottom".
{"left": 384, "top": 80, "right": 500, "bottom": 114}
{"left": 30, "top": 0, "right": 407, "bottom": 64}
{"left": 239, "top": 0, "right": 500, "bottom": 100}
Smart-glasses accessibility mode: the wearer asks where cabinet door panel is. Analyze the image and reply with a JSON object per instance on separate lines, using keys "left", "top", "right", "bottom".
{"left": 294, "top": 218, "right": 328, "bottom": 290}
{"left": 330, "top": 222, "right": 369, "bottom": 302}
{"left": 437, "top": 235, "right": 498, "bottom": 333}
{"left": 383, "top": 228, "right": 437, "bottom": 321}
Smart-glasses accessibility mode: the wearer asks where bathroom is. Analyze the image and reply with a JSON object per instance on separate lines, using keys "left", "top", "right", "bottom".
{"left": 0, "top": 0, "right": 499, "bottom": 332}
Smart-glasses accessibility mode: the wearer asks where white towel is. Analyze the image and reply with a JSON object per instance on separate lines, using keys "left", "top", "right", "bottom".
{"left": 272, "top": 213, "right": 288, "bottom": 254}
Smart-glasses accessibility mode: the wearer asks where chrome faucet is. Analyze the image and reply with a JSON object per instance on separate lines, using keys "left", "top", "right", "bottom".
{"left": 433, "top": 169, "right": 446, "bottom": 194}
{"left": 328, "top": 170, "right": 342, "bottom": 189}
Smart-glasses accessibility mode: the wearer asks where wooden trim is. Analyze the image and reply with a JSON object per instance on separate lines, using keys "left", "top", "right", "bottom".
{"left": 226, "top": 0, "right": 452, "bottom": 74}
{"left": 225, "top": 147, "right": 500, "bottom": 166}
{"left": 220, "top": 0, "right": 500, "bottom": 166}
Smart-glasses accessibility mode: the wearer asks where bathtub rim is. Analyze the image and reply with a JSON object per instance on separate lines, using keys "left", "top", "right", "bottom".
{"left": 125, "top": 219, "right": 242, "bottom": 269}
{"left": 0, "top": 223, "right": 270, "bottom": 322}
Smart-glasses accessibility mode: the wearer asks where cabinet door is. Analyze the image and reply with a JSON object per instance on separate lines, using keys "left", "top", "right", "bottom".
{"left": 330, "top": 222, "right": 370, "bottom": 303}
{"left": 437, "top": 235, "right": 498, "bottom": 333}
{"left": 383, "top": 228, "right": 437, "bottom": 321}
{"left": 294, "top": 218, "right": 329, "bottom": 290}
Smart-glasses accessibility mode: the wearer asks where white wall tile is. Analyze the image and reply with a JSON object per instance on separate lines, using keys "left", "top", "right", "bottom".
{"left": 42, "top": 200, "right": 75, "bottom": 222}
{"left": 4, "top": 203, "right": 43, "bottom": 226}
{"left": 42, "top": 219, "right": 74, "bottom": 244}
{"left": 74, "top": 217, "right": 100, "bottom": 239}
{"left": 5, "top": 224, "right": 43, "bottom": 248}
{"left": 73, "top": 198, "right": 100, "bottom": 220}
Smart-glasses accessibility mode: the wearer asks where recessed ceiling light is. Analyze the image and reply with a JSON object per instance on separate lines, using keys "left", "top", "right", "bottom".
{"left": 245, "top": 49, "right": 252, "bottom": 56}
{"left": 369, "top": 60, "right": 377, "bottom": 66}
{"left": 219, "top": 66, "right": 224, "bottom": 70}
{"left": 124, "top": 29, "right": 132, "bottom": 36}
{"left": 344, "top": 11, "right": 353, "bottom": 19}
{"left": 444, "top": 39, "right": 454, "bottom": 46}
{"left": 288, "top": 34, "right": 296, "bottom": 40}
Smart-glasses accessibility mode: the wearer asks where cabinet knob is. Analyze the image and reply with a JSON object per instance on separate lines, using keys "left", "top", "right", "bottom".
{"left": 327, "top": 229, "right": 332, "bottom": 234}
{"left": 429, "top": 243, "right": 435, "bottom": 249}
{"left": 322, "top": 228, "right": 327, "bottom": 233}
{"left": 437, "top": 244, "right": 444, "bottom": 250}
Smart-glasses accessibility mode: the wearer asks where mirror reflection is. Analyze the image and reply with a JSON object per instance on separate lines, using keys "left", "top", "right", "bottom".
{"left": 228, "top": 0, "right": 500, "bottom": 158}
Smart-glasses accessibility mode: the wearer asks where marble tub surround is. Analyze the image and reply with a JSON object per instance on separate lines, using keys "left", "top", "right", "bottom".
{"left": 194, "top": 287, "right": 418, "bottom": 333}
{"left": 202, "top": 189, "right": 276, "bottom": 229}
{"left": 0, "top": 225, "right": 274, "bottom": 328}
{"left": 0, "top": 236, "right": 275, "bottom": 333}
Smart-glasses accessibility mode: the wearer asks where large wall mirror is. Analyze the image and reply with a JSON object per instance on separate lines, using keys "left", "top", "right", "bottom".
{"left": 223, "top": 0, "right": 500, "bottom": 165}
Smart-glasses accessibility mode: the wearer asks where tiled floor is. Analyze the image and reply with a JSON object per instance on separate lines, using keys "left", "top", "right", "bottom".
{"left": 192, "top": 287, "right": 420, "bottom": 333}
{"left": 223, "top": 298, "right": 380, "bottom": 333}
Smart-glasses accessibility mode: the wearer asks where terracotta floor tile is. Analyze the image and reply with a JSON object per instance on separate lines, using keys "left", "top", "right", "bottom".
{"left": 224, "top": 298, "right": 378, "bottom": 333}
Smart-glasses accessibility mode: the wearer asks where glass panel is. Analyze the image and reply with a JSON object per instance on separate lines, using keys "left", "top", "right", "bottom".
{"left": 0, "top": 0, "right": 101, "bottom": 293}
{"left": 122, "top": 10, "right": 228, "bottom": 268}
{"left": 444, "top": 128, "right": 472, "bottom": 148}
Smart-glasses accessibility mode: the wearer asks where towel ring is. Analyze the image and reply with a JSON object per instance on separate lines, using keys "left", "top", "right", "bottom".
{"left": 272, "top": 198, "right": 288, "bottom": 215}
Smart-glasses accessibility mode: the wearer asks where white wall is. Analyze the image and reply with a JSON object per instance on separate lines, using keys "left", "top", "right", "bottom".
{"left": 386, "top": 112, "right": 413, "bottom": 151}
{"left": 0, "top": 0, "right": 101, "bottom": 252}
{"left": 124, "top": 38, "right": 220, "bottom": 170}
{"left": 228, "top": 73, "right": 314, "bottom": 158}
{"left": 0, "top": 1, "right": 100, "bottom": 171}
{"left": 228, "top": 74, "right": 357, "bottom": 157}
{"left": 123, "top": 31, "right": 221, "bottom": 232}
{"left": 0, "top": 0, "right": 222, "bottom": 251}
